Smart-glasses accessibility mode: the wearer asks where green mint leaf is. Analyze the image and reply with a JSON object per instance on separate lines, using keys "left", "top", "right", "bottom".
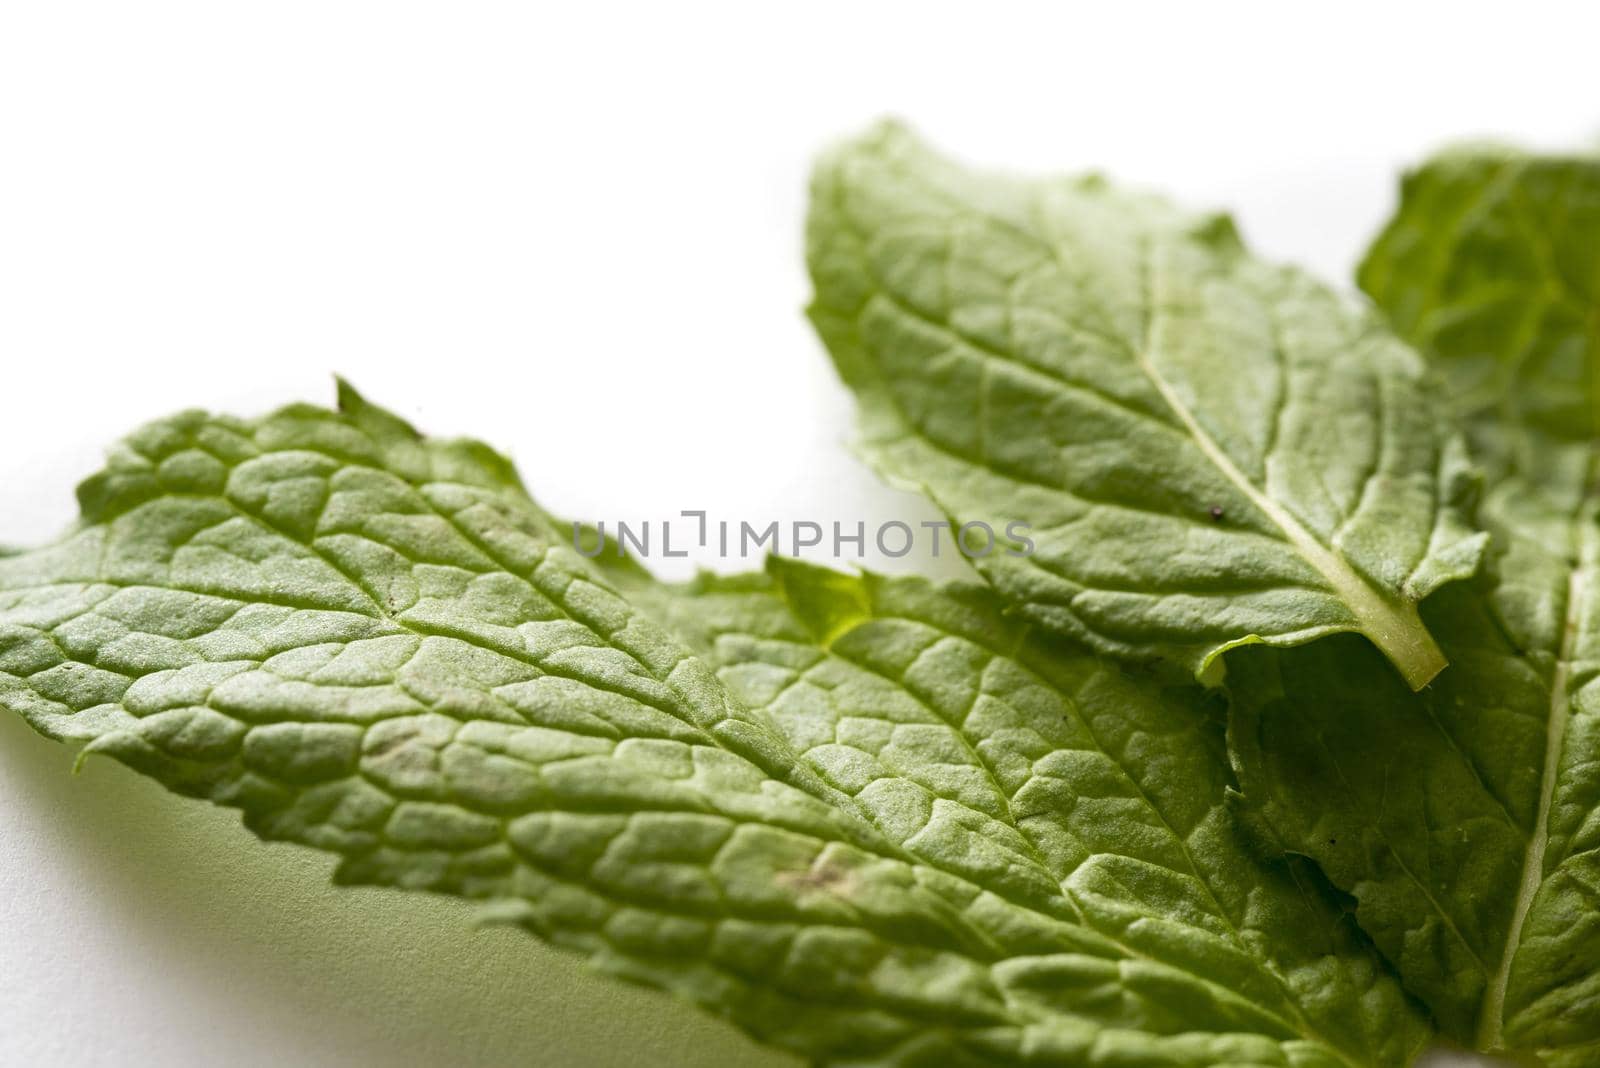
{"left": 1230, "top": 149, "right": 1600, "bottom": 1061}
{"left": 1358, "top": 148, "right": 1600, "bottom": 478}
{"left": 806, "top": 122, "right": 1486, "bottom": 690}
{"left": 0, "top": 389, "right": 1428, "bottom": 1066}
{"left": 604, "top": 554, "right": 1431, "bottom": 1067}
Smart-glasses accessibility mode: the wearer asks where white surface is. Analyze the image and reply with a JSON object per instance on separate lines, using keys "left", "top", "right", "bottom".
{"left": 2, "top": 2, "right": 1593, "bottom": 1064}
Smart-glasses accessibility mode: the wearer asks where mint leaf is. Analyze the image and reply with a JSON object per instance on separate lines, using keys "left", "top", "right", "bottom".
{"left": 1358, "top": 148, "right": 1600, "bottom": 478}
{"left": 0, "top": 388, "right": 1428, "bottom": 1066}
{"left": 1230, "top": 149, "right": 1600, "bottom": 1061}
{"left": 617, "top": 557, "right": 1431, "bottom": 1068}
{"left": 807, "top": 123, "right": 1485, "bottom": 689}
{"left": 1361, "top": 156, "right": 1600, "bottom": 1058}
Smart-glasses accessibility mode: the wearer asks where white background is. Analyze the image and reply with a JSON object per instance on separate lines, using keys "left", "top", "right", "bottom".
{"left": 1, "top": 3, "right": 1595, "bottom": 1065}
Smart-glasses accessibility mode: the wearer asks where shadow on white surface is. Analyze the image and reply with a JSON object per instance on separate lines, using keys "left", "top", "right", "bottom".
{"left": 0, "top": 710, "right": 796, "bottom": 1067}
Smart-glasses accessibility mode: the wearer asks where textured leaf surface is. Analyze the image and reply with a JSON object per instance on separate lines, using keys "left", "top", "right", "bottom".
{"left": 616, "top": 558, "right": 1431, "bottom": 1068}
{"left": 0, "top": 389, "right": 1428, "bottom": 1067}
{"left": 806, "top": 123, "right": 1485, "bottom": 689}
{"left": 1230, "top": 150, "right": 1600, "bottom": 1062}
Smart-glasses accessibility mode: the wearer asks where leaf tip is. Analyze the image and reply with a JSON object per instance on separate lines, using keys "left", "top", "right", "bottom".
{"left": 333, "top": 375, "right": 367, "bottom": 414}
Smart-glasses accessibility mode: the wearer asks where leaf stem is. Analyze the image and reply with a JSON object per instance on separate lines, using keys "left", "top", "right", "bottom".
{"left": 1139, "top": 244, "right": 1450, "bottom": 690}
{"left": 1360, "top": 597, "right": 1448, "bottom": 691}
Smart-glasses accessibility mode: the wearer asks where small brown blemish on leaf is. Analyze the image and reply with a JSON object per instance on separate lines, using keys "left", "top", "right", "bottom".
{"left": 365, "top": 725, "right": 420, "bottom": 759}
{"left": 1208, "top": 505, "right": 1225, "bottom": 522}
{"left": 775, "top": 858, "right": 858, "bottom": 897}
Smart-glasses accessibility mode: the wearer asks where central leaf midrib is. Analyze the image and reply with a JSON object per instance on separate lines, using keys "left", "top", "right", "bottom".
{"left": 1138, "top": 244, "right": 1447, "bottom": 688}
{"left": 1477, "top": 436, "right": 1600, "bottom": 1051}
{"left": 1477, "top": 531, "right": 1591, "bottom": 1049}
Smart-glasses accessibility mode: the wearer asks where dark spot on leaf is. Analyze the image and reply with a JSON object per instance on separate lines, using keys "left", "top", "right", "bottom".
{"left": 1208, "top": 505, "right": 1225, "bottom": 522}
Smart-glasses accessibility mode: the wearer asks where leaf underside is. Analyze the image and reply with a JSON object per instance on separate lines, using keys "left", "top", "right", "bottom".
{"left": 1229, "top": 149, "right": 1600, "bottom": 1063}
{"left": 0, "top": 387, "right": 1427, "bottom": 1067}
{"left": 806, "top": 122, "right": 1485, "bottom": 690}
